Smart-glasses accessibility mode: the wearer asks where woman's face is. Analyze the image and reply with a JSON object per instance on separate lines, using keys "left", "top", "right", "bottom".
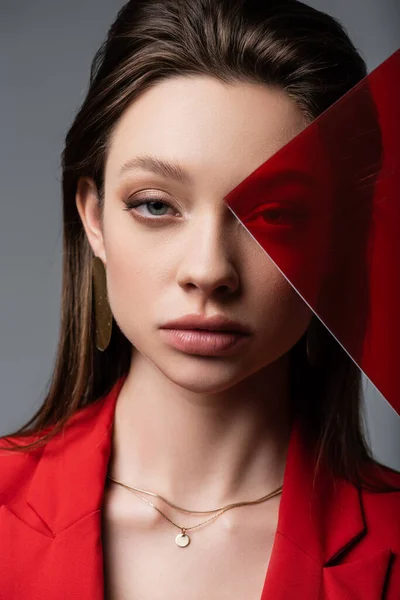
{"left": 78, "top": 75, "right": 312, "bottom": 393}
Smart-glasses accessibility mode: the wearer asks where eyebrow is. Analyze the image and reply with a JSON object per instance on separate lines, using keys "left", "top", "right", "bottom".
{"left": 118, "top": 155, "right": 192, "bottom": 184}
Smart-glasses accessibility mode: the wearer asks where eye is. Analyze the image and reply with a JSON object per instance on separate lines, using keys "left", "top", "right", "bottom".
{"left": 123, "top": 197, "right": 179, "bottom": 219}
{"left": 248, "top": 205, "right": 289, "bottom": 225}
{"left": 261, "top": 207, "right": 285, "bottom": 222}
{"left": 245, "top": 202, "right": 306, "bottom": 228}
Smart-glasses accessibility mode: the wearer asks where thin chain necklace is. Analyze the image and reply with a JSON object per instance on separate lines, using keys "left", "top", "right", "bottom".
{"left": 106, "top": 473, "right": 283, "bottom": 548}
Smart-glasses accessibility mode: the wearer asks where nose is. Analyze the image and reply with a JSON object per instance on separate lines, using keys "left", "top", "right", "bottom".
{"left": 176, "top": 214, "right": 240, "bottom": 299}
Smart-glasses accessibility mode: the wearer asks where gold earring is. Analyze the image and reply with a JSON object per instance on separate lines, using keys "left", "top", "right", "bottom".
{"left": 92, "top": 255, "right": 113, "bottom": 351}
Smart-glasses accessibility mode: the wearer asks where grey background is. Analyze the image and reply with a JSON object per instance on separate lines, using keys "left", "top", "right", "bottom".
{"left": 1, "top": 1, "right": 399, "bottom": 468}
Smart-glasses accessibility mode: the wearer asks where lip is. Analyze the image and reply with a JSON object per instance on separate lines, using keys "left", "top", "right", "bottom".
{"left": 159, "top": 329, "right": 250, "bottom": 356}
{"left": 159, "top": 314, "right": 252, "bottom": 356}
{"left": 159, "top": 314, "right": 252, "bottom": 335}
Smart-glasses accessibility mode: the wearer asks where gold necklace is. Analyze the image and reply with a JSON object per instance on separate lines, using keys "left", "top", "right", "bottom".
{"left": 106, "top": 474, "right": 283, "bottom": 548}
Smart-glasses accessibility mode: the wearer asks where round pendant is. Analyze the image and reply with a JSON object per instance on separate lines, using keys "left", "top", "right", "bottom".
{"left": 175, "top": 533, "right": 190, "bottom": 547}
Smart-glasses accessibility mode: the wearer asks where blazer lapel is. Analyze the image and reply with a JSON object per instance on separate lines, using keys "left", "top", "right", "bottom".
{"left": 0, "top": 374, "right": 126, "bottom": 600}
{"left": 260, "top": 414, "right": 394, "bottom": 599}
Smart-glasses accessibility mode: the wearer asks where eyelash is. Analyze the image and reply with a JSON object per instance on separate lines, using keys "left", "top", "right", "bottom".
{"left": 122, "top": 197, "right": 179, "bottom": 220}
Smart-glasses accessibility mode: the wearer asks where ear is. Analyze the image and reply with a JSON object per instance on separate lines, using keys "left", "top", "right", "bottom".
{"left": 75, "top": 177, "right": 107, "bottom": 265}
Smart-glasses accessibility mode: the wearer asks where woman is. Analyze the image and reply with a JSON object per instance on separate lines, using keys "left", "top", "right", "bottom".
{"left": 1, "top": 0, "right": 399, "bottom": 598}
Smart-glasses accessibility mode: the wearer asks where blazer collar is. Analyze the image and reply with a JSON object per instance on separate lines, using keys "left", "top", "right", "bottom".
{"left": 3, "top": 374, "right": 394, "bottom": 599}
{"left": 23, "top": 374, "right": 126, "bottom": 535}
{"left": 23, "top": 374, "right": 365, "bottom": 554}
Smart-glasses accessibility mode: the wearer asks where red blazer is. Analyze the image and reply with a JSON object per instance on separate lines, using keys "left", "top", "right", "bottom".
{"left": 0, "top": 374, "right": 399, "bottom": 599}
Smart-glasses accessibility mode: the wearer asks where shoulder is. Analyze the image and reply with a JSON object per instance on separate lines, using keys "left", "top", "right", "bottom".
{"left": 361, "top": 459, "right": 400, "bottom": 493}
{"left": 0, "top": 413, "right": 84, "bottom": 505}
{"left": 360, "top": 461, "right": 400, "bottom": 544}
{"left": 0, "top": 433, "right": 47, "bottom": 505}
{"left": 0, "top": 394, "right": 113, "bottom": 506}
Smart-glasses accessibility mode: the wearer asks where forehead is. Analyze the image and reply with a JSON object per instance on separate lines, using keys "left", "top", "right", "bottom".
{"left": 105, "top": 75, "right": 307, "bottom": 194}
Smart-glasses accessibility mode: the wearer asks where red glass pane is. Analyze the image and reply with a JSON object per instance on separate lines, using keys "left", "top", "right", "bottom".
{"left": 224, "top": 49, "right": 400, "bottom": 415}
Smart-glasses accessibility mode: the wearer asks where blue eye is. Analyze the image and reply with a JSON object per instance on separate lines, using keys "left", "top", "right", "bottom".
{"left": 143, "top": 201, "right": 170, "bottom": 216}
{"left": 123, "top": 198, "right": 177, "bottom": 218}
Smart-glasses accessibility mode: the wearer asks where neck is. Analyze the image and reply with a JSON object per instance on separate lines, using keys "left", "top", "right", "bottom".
{"left": 108, "top": 350, "right": 293, "bottom": 510}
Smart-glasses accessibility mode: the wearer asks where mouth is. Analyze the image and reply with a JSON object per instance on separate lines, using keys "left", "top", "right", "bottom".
{"left": 159, "top": 316, "right": 251, "bottom": 356}
{"left": 160, "top": 314, "right": 252, "bottom": 336}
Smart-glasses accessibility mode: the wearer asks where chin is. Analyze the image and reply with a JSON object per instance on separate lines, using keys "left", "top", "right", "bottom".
{"left": 157, "top": 358, "right": 258, "bottom": 395}
{"left": 165, "top": 375, "right": 242, "bottom": 395}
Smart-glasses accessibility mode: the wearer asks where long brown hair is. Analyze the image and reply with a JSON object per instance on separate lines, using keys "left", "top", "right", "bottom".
{"left": 2, "top": 0, "right": 399, "bottom": 491}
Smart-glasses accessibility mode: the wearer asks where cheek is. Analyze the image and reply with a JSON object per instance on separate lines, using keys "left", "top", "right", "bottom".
{"left": 253, "top": 265, "right": 312, "bottom": 345}
{"left": 101, "top": 234, "right": 148, "bottom": 319}
{"left": 102, "top": 230, "right": 174, "bottom": 334}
